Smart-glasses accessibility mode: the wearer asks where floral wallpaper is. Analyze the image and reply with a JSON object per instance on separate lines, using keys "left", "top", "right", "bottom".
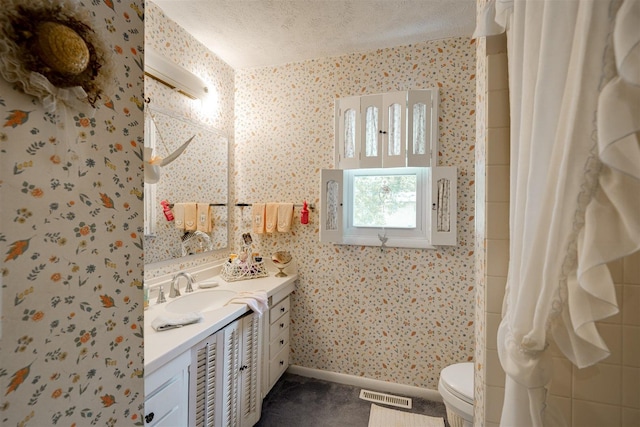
{"left": 0, "top": 1, "right": 144, "bottom": 425}
{"left": 235, "top": 38, "right": 477, "bottom": 389}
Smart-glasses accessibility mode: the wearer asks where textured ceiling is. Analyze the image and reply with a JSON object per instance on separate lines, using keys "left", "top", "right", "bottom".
{"left": 150, "top": 0, "right": 477, "bottom": 69}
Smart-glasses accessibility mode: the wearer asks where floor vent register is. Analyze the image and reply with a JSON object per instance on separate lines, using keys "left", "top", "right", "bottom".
{"left": 359, "top": 389, "right": 412, "bottom": 409}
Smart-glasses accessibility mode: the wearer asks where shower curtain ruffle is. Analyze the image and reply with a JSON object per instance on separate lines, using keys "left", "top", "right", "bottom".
{"left": 561, "top": 0, "right": 640, "bottom": 367}
{"left": 475, "top": 0, "right": 639, "bottom": 425}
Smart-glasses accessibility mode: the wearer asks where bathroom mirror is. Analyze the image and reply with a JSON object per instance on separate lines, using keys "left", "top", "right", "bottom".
{"left": 144, "top": 107, "right": 229, "bottom": 264}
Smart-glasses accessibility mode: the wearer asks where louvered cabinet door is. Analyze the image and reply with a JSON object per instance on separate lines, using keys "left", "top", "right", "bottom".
{"left": 188, "top": 313, "right": 264, "bottom": 427}
{"left": 190, "top": 332, "right": 222, "bottom": 427}
{"left": 221, "top": 320, "right": 240, "bottom": 427}
{"left": 239, "top": 313, "right": 262, "bottom": 427}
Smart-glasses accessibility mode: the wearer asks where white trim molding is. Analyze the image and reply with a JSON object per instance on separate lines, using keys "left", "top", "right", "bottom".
{"left": 286, "top": 365, "right": 443, "bottom": 402}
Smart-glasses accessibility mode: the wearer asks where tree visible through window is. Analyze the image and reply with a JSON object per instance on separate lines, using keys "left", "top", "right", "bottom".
{"left": 352, "top": 173, "right": 417, "bottom": 228}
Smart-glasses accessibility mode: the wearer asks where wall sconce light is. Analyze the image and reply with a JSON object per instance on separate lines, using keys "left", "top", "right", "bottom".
{"left": 144, "top": 47, "right": 209, "bottom": 100}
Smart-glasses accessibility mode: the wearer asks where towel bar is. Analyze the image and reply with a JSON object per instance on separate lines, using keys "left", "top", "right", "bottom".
{"left": 235, "top": 203, "right": 315, "bottom": 210}
{"left": 168, "top": 203, "right": 226, "bottom": 208}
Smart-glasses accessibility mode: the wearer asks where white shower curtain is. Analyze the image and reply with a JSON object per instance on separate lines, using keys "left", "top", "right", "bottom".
{"left": 476, "top": 0, "right": 640, "bottom": 425}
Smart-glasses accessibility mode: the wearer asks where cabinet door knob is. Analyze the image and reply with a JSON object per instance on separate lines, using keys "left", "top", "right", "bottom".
{"left": 280, "top": 339, "right": 285, "bottom": 345}
{"left": 279, "top": 360, "right": 284, "bottom": 366}
{"left": 280, "top": 323, "right": 285, "bottom": 328}
{"left": 145, "top": 412, "right": 154, "bottom": 423}
{"left": 239, "top": 365, "right": 248, "bottom": 371}
{"left": 280, "top": 307, "right": 286, "bottom": 312}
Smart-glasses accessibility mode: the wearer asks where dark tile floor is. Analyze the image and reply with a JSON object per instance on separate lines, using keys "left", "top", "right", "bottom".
{"left": 255, "top": 373, "right": 449, "bottom": 427}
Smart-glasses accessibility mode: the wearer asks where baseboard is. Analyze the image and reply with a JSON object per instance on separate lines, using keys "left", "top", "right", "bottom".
{"left": 286, "top": 365, "right": 442, "bottom": 402}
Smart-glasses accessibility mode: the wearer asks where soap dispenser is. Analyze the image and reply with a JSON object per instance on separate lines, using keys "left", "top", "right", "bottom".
{"left": 300, "top": 200, "right": 309, "bottom": 224}
{"left": 160, "top": 200, "right": 174, "bottom": 221}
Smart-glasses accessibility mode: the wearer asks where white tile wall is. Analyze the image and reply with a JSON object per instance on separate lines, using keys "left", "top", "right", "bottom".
{"left": 622, "top": 286, "right": 640, "bottom": 326}
{"left": 623, "top": 251, "right": 640, "bottom": 284}
{"left": 622, "top": 325, "right": 640, "bottom": 368}
{"left": 550, "top": 357, "right": 573, "bottom": 398}
{"left": 622, "top": 407, "right": 640, "bottom": 427}
{"left": 599, "top": 322, "right": 623, "bottom": 364}
{"left": 486, "top": 165, "right": 510, "bottom": 202}
{"left": 548, "top": 395, "right": 572, "bottom": 425}
{"left": 486, "top": 202, "right": 509, "bottom": 240}
{"left": 621, "top": 366, "right": 640, "bottom": 409}
{"left": 486, "top": 385, "right": 506, "bottom": 423}
{"left": 486, "top": 239, "right": 509, "bottom": 277}
{"left": 482, "top": 50, "right": 510, "bottom": 426}
{"left": 486, "top": 90, "right": 510, "bottom": 128}
{"left": 486, "top": 349, "right": 506, "bottom": 387}
{"left": 573, "top": 363, "right": 622, "bottom": 406}
{"left": 486, "top": 128, "right": 510, "bottom": 166}
{"left": 573, "top": 400, "right": 621, "bottom": 427}
{"left": 486, "top": 275, "right": 506, "bottom": 314}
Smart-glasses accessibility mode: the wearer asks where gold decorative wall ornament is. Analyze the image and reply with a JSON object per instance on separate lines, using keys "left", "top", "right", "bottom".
{"left": 35, "top": 22, "right": 91, "bottom": 76}
{"left": 0, "top": 0, "right": 115, "bottom": 114}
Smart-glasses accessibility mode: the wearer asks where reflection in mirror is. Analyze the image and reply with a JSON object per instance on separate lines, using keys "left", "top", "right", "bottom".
{"left": 144, "top": 107, "right": 228, "bottom": 264}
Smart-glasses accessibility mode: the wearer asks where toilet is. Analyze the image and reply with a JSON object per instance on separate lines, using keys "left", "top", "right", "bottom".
{"left": 438, "top": 363, "right": 474, "bottom": 427}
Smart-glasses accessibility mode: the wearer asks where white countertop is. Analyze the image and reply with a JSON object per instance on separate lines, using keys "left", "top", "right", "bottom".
{"left": 144, "top": 270, "right": 297, "bottom": 375}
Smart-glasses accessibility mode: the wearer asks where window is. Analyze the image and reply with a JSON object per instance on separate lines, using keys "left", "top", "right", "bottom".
{"left": 344, "top": 167, "right": 427, "bottom": 247}
{"left": 326, "top": 89, "right": 455, "bottom": 248}
{"left": 320, "top": 166, "right": 457, "bottom": 248}
{"left": 352, "top": 172, "right": 417, "bottom": 228}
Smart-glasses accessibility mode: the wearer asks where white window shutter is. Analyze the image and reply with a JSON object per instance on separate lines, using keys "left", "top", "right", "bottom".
{"left": 407, "top": 89, "right": 439, "bottom": 167}
{"left": 319, "top": 169, "right": 344, "bottom": 244}
{"left": 381, "top": 91, "right": 407, "bottom": 168}
{"left": 429, "top": 166, "right": 457, "bottom": 246}
{"left": 336, "top": 96, "right": 361, "bottom": 169}
{"left": 359, "top": 94, "right": 383, "bottom": 168}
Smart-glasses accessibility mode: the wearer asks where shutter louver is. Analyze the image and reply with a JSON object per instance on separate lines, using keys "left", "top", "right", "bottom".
{"left": 192, "top": 336, "right": 218, "bottom": 427}
{"left": 223, "top": 323, "right": 240, "bottom": 427}
{"left": 242, "top": 314, "right": 260, "bottom": 417}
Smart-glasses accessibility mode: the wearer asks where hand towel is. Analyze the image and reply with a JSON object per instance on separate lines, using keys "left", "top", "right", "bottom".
{"left": 225, "top": 291, "right": 269, "bottom": 315}
{"left": 277, "top": 203, "right": 294, "bottom": 232}
{"left": 208, "top": 206, "right": 215, "bottom": 231}
{"left": 197, "top": 203, "right": 211, "bottom": 232}
{"left": 184, "top": 203, "right": 197, "bottom": 231}
{"left": 252, "top": 203, "right": 265, "bottom": 234}
{"left": 173, "top": 203, "right": 185, "bottom": 230}
{"left": 151, "top": 312, "right": 203, "bottom": 331}
{"left": 265, "top": 203, "right": 278, "bottom": 233}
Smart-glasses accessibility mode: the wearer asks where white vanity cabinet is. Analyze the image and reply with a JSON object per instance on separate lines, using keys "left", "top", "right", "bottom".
{"left": 189, "top": 311, "right": 262, "bottom": 427}
{"left": 144, "top": 351, "right": 190, "bottom": 426}
{"left": 145, "top": 271, "right": 297, "bottom": 427}
{"left": 264, "top": 294, "right": 291, "bottom": 394}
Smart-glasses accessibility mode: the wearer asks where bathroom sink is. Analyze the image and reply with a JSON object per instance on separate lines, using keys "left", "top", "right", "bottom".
{"left": 165, "top": 290, "right": 237, "bottom": 314}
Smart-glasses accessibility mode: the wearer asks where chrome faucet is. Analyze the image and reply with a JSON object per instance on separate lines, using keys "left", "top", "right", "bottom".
{"left": 169, "top": 272, "right": 194, "bottom": 298}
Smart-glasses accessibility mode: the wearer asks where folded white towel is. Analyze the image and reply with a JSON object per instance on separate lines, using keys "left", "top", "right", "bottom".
{"left": 174, "top": 203, "right": 185, "bottom": 230}
{"left": 265, "top": 203, "right": 278, "bottom": 233}
{"left": 184, "top": 203, "right": 197, "bottom": 231}
{"left": 277, "top": 203, "right": 294, "bottom": 232}
{"left": 225, "top": 291, "right": 269, "bottom": 315}
{"left": 151, "top": 312, "right": 203, "bottom": 331}
{"left": 252, "top": 203, "right": 265, "bottom": 234}
{"left": 197, "top": 203, "right": 212, "bottom": 232}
